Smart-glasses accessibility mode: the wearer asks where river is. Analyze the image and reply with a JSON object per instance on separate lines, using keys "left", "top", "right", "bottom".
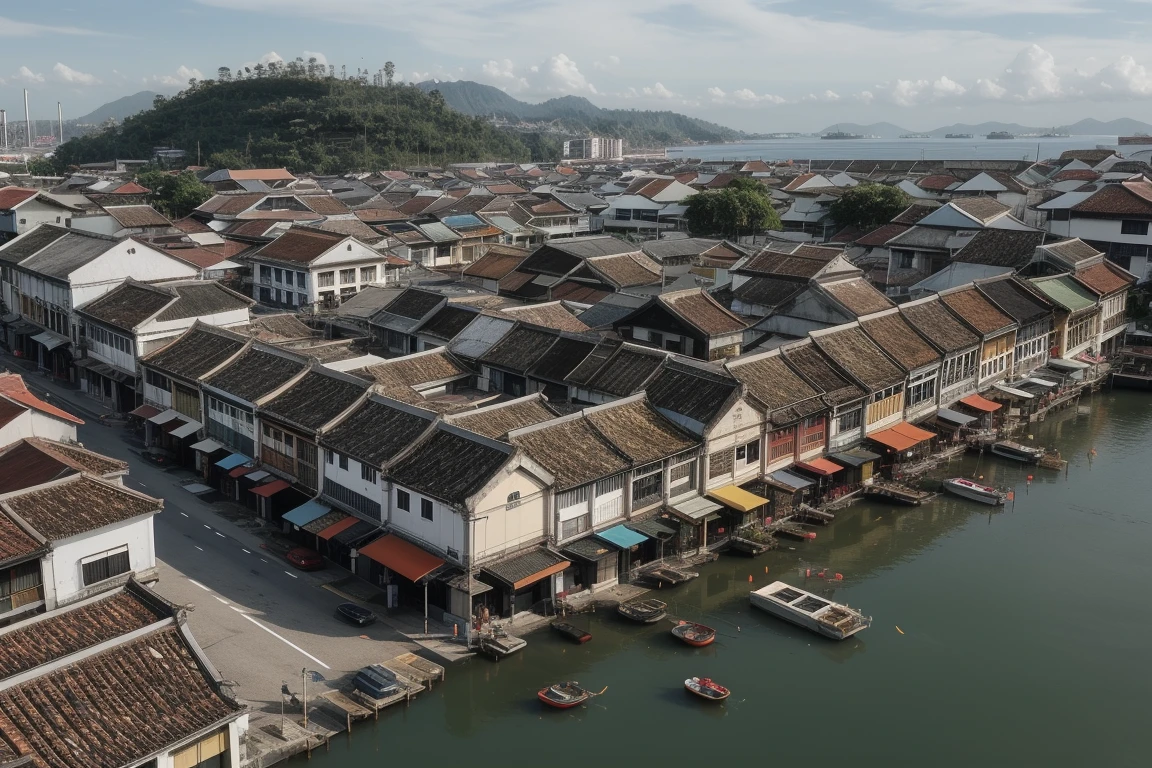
{"left": 664, "top": 136, "right": 1117, "bottom": 163}
{"left": 288, "top": 391, "right": 1148, "bottom": 768}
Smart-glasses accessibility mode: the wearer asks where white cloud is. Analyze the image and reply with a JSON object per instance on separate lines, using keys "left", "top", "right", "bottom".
{"left": 482, "top": 59, "right": 528, "bottom": 91}
{"left": 593, "top": 55, "right": 621, "bottom": 71}
{"left": 474, "top": 53, "right": 596, "bottom": 96}
{"left": 0, "top": 16, "right": 109, "bottom": 36}
{"left": 14, "top": 66, "right": 44, "bottom": 84}
{"left": 804, "top": 89, "right": 840, "bottom": 102}
{"left": 302, "top": 51, "right": 328, "bottom": 66}
{"left": 887, "top": 0, "right": 1098, "bottom": 16}
{"left": 52, "top": 62, "right": 100, "bottom": 85}
{"left": 146, "top": 65, "right": 205, "bottom": 87}
{"left": 643, "top": 82, "right": 676, "bottom": 99}
{"left": 709, "top": 86, "right": 786, "bottom": 106}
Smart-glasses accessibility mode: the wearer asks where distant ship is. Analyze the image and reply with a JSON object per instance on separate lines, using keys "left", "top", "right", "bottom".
{"left": 945, "top": 133, "right": 973, "bottom": 139}
{"left": 986, "top": 131, "right": 1015, "bottom": 139}
{"left": 1040, "top": 132, "right": 1070, "bottom": 138}
{"left": 899, "top": 133, "right": 930, "bottom": 139}
{"left": 822, "top": 131, "right": 863, "bottom": 140}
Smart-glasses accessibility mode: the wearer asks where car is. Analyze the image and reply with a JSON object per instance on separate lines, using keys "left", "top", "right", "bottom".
{"left": 336, "top": 602, "right": 377, "bottom": 627}
{"left": 285, "top": 547, "right": 325, "bottom": 571}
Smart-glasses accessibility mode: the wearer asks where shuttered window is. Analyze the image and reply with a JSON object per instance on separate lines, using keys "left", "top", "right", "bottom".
{"left": 81, "top": 546, "right": 131, "bottom": 586}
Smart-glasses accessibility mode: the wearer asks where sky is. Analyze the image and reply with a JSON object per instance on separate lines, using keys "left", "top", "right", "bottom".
{"left": 2, "top": 0, "right": 1152, "bottom": 132}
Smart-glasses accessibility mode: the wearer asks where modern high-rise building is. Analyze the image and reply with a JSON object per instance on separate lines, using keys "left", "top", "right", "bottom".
{"left": 563, "top": 137, "right": 624, "bottom": 161}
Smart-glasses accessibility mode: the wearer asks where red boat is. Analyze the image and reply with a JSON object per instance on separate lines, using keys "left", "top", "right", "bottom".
{"left": 671, "top": 621, "right": 716, "bottom": 647}
{"left": 537, "top": 681, "right": 604, "bottom": 709}
{"left": 684, "top": 677, "right": 730, "bottom": 701}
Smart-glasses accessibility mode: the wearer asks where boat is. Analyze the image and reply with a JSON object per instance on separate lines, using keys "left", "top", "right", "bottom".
{"left": 945, "top": 133, "right": 973, "bottom": 139}
{"left": 990, "top": 440, "right": 1045, "bottom": 464}
{"left": 862, "top": 480, "right": 932, "bottom": 506}
{"left": 728, "top": 535, "right": 774, "bottom": 555}
{"left": 684, "top": 677, "right": 730, "bottom": 701}
{"left": 822, "top": 131, "right": 863, "bottom": 140}
{"left": 749, "top": 581, "right": 871, "bottom": 640}
{"left": 640, "top": 565, "right": 698, "bottom": 587}
{"left": 551, "top": 620, "right": 592, "bottom": 644}
{"left": 941, "top": 477, "right": 1006, "bottom": 506}
{"left": 537, "top": 681, "right": 603, "bottom": 709}
{"left": 987, "top": 131, "right": 1015, "bottom": 139}
{"left": 899, "top": 133, "right": 930, "bottom": 139}
{"left": 478, "top": 626, "right": 527, "bottom": 659}
{"left": 617, "top": 599, "right": 668, "bottom": 623}
{"left": 672, "top": 621, "right": 716, "bottom": 647}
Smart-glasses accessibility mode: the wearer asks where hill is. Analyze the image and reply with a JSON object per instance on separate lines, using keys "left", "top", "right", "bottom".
{"left": 818, "top": 122, "right": 914, "bottom": 138}
{"left": 417, "top": 80, "right": 744, "bottom": 148}
{"left": 1059, "top": 117, "right": 1152, "bottom": 136}
{"left": 55, "top": 76, "right": 533, "bottom": 172}
{"left": 75, "top": 91, "right": 160, "bottom": 125}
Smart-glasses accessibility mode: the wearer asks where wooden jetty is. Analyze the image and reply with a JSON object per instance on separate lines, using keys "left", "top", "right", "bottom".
{"left": 1110, "top": 347, "right": 1152, "bottom": 390}
{"left": 772, "top": 522, "right": 815, "bottom": 540}
{"left": 639, "top": 564, "right": 698, "bottom": 587}
{"left": 379, "top": 653, "right": 445, "bottom": 688}
{"left": 862, "top": 480, "right": 933, "bottom": 506}
{"left": 793, "top": 503, "right": 835, "bottom": 524}
{"left": 728, "top": 535, "right": 774, "bottom": 555}
{"left": 1038, "top": 452, "right": 1068, "bottom": 471}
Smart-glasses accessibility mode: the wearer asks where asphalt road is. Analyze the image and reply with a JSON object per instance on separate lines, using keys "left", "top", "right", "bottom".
{"left": 16, "top": 371, "right": 414, "bottom": 712}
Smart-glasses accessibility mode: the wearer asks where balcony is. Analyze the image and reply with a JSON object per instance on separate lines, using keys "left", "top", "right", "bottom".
{"left": 0, "top": 583, "right": 44, "bottom": 617}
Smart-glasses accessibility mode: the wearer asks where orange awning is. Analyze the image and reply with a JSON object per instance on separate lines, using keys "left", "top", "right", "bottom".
{"left": 869, "top": 422, "right": 935, "bottom": 452}
{"left": 890, "top": 422, "right": 936, "bottom": 442}
{"left": 229, "top": 465, "right": 255, "bottom": 478}
{"left": 959, "top": 394, "right": 1002, "bottom": 413}
{"left": 316, "top": 516, "right": 358, "bottom": 541}
{"left": 359, "top": 534, "right": 444, "bottom": 583}
{"left": 250, "top": 479, "right": 290, "bottom": 497}
{"left": 795, "top": 457, "right": 845, "bottom": 476}
{"left": 512, "top": 560, "right": 569, "bottom": 591}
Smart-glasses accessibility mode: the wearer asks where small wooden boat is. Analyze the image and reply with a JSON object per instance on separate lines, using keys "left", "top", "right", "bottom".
{"left": 863, "top": 481, "right": 931, "bottom": 506}
{"left": 773, "top": 522, "right": 816, "bottom": 541}
{"left": 537, "top": 681, "right": 605, "bottom": 709}
{"left": 617, "top": 599, "right": 667, "bottom": 623}
{"left": 671, "top": 621, "right": 716, "bottom": 647}
{"left": 551, "top": 620, "right": 592, "bottom": 644}
{"left": 641, "top": 566, "right": 697, "bottom": 587}
{"left": 749, "top": 581, "right": 871, "bottom": 640}
{"left": 941, "top": 477, "right": 1006, "bottom": 506}
{"left": 684, "top": 677, "right": 730, "bottom": 701}
{"left": 990, "top": 440, "right": 1044, "bottom": 464}
{"left": 479, "top": 629, "right": 526, "bottom": 659}
{"left": 728, "top": 535, "right": 773, "bottom": 555}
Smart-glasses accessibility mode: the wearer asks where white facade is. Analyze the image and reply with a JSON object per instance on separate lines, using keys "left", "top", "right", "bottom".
{"left": 1049, "top": 217, "right": 1152, "bottom": 281}
{"left": 0, "top": 197, "right": 74, "bottom": 235}
{"left": 251, "top": 237, "right": 389, "bottom": 308}
{"left": 42, "top": 514, "right": 157, "bottom": 609}
{"left": 0, "top": 407, "right": 78, "bottom": 447}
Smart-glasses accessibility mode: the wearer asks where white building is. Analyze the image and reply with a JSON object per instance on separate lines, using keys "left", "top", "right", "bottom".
{"left": 1039, "top": 180, "right": 1152, "bottom": 281}
{"left": 564, "top": 137, "right": 624, "bottom": 161}
{"left": 0, "top": 187, "right": 78, "bottom": 238}
{"left": 0, "top": 372, "right": 84, "bottom": 446}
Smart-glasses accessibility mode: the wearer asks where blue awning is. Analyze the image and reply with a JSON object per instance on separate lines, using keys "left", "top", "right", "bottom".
{"left": 767, "top": 470, "right": 814, "bottom": 491}
{"left": 936, "top": 408, "right": 976, "bottom": 426}
{"left": 595, "top": 524, "right": 648, "bottom": 549}
{"left": 215, "top": 453, "right": 251, "bottom": 470}
{"left": 283, "top": 500, "right": 331, "bottom": 527}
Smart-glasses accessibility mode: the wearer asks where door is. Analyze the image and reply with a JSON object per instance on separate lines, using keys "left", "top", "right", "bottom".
{"left": 861, "top": 462, "right": 873, "bottom": 482}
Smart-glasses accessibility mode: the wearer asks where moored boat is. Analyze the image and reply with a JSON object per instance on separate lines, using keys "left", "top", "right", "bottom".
{"left": 990, "top": 440, "right": 1045, "bottom": 464}
{"left": 941, "top": 477, "right": 1006, "bottom": 505}
{"left": 479, "top": 630, "right": 526, "bottom": 659}
{"left": 672, "top": 621, "right": 716, "bottom": 647}
{"left": 749, "top": 581, "right": 871, "bottom": 640}
{"left": 537, "top": 681, "right": 603, "bottom": 709}
{"left": 551, "top": 620, "right": 592, "bottom": 644}
{"left": 617, "top": 599, "right": 668, "bottom": 623}
{"left": 684, "top": 677, "right": 730, "bottom": 701}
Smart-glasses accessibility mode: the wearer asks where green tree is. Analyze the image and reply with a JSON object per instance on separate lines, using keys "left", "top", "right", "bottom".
{"left": 683, "top": 186, "right": 782, "bottom": 238}
{"left": 27, "top": 156, "right": 63, "bottom": 176}
{"left": 828, "top": 183, "right": 911, "bottom": 231}
{"left": 135, "top": 169, "right": 212, "bottom": 218}
{"left": 217, "top": 67, "right": 232, "bottom": 83}
{"left": 207, "top": 149, "right": 251, "bottom": 170}
{"left": 384, "top": 61, "right": 395, "bottom": 86}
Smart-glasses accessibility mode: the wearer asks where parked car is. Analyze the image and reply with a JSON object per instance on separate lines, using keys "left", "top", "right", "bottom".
{"left": 286, "top": 547, "right": 324, "bottom": 571}
{"left": 336, "top": 602, "right": 378, "bottom": 627}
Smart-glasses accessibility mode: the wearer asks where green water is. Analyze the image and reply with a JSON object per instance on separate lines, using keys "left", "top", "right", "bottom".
{"left": 290, "top": 393, "right": 1149, "bottom": 767}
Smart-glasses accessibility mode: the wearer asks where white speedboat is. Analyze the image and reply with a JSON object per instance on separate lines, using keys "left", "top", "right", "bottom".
{"left": 990, "top": 441, "right": 1044, "bottom": 464}
{"left": 942, "top": 477, "right": 1006, "bottom": 505}
{"left": 749, "top": 581, "right": 871, "bottom": 640}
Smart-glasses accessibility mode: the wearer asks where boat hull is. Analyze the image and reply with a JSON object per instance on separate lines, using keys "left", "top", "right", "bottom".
{"left": 990, "top": 444, "right": 1043, "bottom": 464}
{"left": 684, "top": 678, "right": 730, "bottom": 701}
{"left": 749, "top": 581, "right": 870, "bottom": 640}
{"left": 538, "top": 684, "right": 589, "bottom": 709}
{"left": 672, "top": 622, "right": 716, "bottom": 647}
{"left": 617, "top": 599, "right": 668, "bottom": 623}
{"left": 942, "top": 479, "right": 1004, "bottom": 506}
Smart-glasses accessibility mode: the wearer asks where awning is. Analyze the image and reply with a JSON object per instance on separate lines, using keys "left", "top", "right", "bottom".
{"left": 868, "top": 422, "right": 936, "bottom": 452}
{"left": 1022, "top": 377, "right": 1058, "bottom": 388}
{"left": 627, "top": 519, "right": 677, "bottom": 539}
{"left": 595, "top": 524, "right": 648, "bottom": 549}
{"left": 303, "top": 510, "right": 347, "bottom": 535}
{"left": 959, "top": 394, "right": 1003, "bottom": 413}
{"left": 332, "top": 519, "right": 380, "bottom": 547}
{"left": 229, "top": 464, "right": 256, "bottom": 478}
{"left": 1048, "top": 357, "right": 1089, "bottom": 371}
{"left": 243, "top": 470, "right": 270, "bottom": 482}
{"left": 482, "top": 548, "right": 570, "bottom": 591}
{"left": 283, "top": 499, "right": 331, "bottom": 527}
{"left": 169, "top": 419, "right": 202, "bottom": 439}
{"left": 128, "top": 404, "right": 161, "bottom": 419}
{"left": 829, "top": 448, "right": 881, "bottom": 468}
{"left": 8, "top": 320, "right": 38, "bottom": 335}
{"left": 80, "top": 360, "right": 132, "bottom": 383}
{"left": 766, "top": 470, "right": 814, "bottom": 491}
{"left": 250, "top": 479, "right": 290, "bottom": 497}
{"left": 149, "top": 408, "right": 183, "bottom": 425}
{"left": 359, "top": 535, "right": 445, "bottom": 582}
{"left": 190, "top": 438, "right": 224, "bottom": 453}
{"left": 795, "top": 457, "right": 844, "bottom": 476}
{"left": 315, "top": 515, "right": 359, "bottom": 540}
{"left": 936, "top": 408, "right": 976, "bottom": 426}
{"left": 214, "top": 453, "right": 251, "bottom": 470}
{"left": 994, "top": 382, "right": 1033, "bottom": 399}
{"left": 563, "top": 536, "right": 618, "bottom": 562}
{"left": 31, "top": 331, "right": 69, "bottom": 352}
{"left": 708, "top": 484, "right": 770, "bottom": 512}
{"left": 669, "top": 495, "right": 723, "bottom": 521}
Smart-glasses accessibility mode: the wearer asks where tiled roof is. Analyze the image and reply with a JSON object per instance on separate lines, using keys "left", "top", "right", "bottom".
{"left": 890, "top": 203, "right": 939, "bottom": 225}
{"left": 585, "top": 399, "right": 698, "bottom": 464}
{"left": 463, "top": 247, "right": 528, "bottom": 279}
{"left": 9, "top": 230, "right": 119, "bottom": 279}
{"left": 389, "top": 428, "right": 510, "bottom": 505}
{"left": 500, "top": 302, "right": 589, "bottom": 333}
{"left": 1041, "top": 238, "right": 1101, "bottom": 264}
{"left": 360, "top": 349, "right": 471, "bottom": 390}
{"left": 1071, "top": 182, "right": 1152, "bottom": 216}
{"left": 899, "top": 299, "right": 979, "bottom": 353}
{"left": 1059, "top": 149, "right": 1118, "bottom": 163}
{"left": 1053, "top": 169, "right": 1100, "bottom": 182}
{"left": 860, "top": 312, "right": 941, "bottom": 372}
{"left": 0, "top": 506, "right": 41, "bottom": 566}
{"left": 550, "top": 281, "right": 610, "bottom": 303}
{"left": 204, "top": 346, "right": 306, "bottom": 403}
{"left": 732, "top": 276, "right": 806, "bottom": 309}
{"left": 261, "top": 370, "right": 368, "bottom": 431}
{"left": 418, "top": 305, "right": 478, "bottom": 340}
{"left": 1073, "top": 262, "right": 1135, "bottom": 296}
{"left": 0, "top": 374, "right": 84, "bottom": 425}
{"left": 253, "top": 227, "right": 344, "bottom": 264}
{"left": 645, "top": 359, "right": 739, "bottom": 425}
{"left": 781, "top": 342, "right": 866, "bottom": 405}
{"left": 195, "top": 192, "right": 265, "bottom": 215}
{"left": 917, "top": 174, "right": 960, "bottom": 191}
{"left": 950, "top": 196, "right": 1010, "bottom": 222}
{"left": 585, "top": 253, "right": 662, "bottom": 288}
{"left": 941, "top": 288, "right": 1015, "bottom": 335}
{"left": 2, "top": 475, "right": 161, "bottom": 541}
{"left": 564, "top": 338, "right": 621, "bottom": 386}
{"left": 480, "top": 326, "right": 560, "bottom": 373}
{"left": 0, "top": 225, "right": 70, "bottom": 265}
{"left": 299, "top": 194, "right": 351, "bottom": 215}
{"left": 527, "top": 335, "right": 597, "bottom": 382}
{"left": 660, "top": 289, "right": 747, "bottom": 336}
{"left": 726, "top": 354, "right": 824, "bottom": 423}
{"left": 141, "top": 325, "right": 247, "bottom": 380}
{"left": 737, "top": 248, "right": 838, "bottom": 279}
{"left": 448, "top": 397, "right": 557, "bottom": 440}
{"left": 819, "top": 278, "right": 894, "bottom": 316}
{"left": 382, "top": 288, "right": 444, "bottom": 320}
{"left": 976, "top": 278, "right": 1053, "bottom": 325}
{"left": 511, "top": 417, "right": 629, "bottom": 490}
{"left": 584, "top": 345, "right": 667, "bottom": 397}
{"left": 781, "top": 173, "right": 817, "bottom": 191}
{"left": 0, "top": 187, "right": 39, "bottom": 209}
{"left": 103, "top": 205, "right": 171, "bottom": 229}
{"left": 246, "top": 313, "right": 314, "bottom": 342}
{"left": 0, "top": 438, "right": 126, "bottom": 495}
{"left": 621, "top": 177, "right": 676, "bottom": 198}
{"left": 813, "top": 326, "right": 905, "bottom": 390}
{"left": 855, "top": 222, "right": 911, "bottom": 247}
{"left": 322, "top": 398, "right": 433, "bottom": 466}
{"left": 953, "top": 229, "right": 1049, "bottom": 268}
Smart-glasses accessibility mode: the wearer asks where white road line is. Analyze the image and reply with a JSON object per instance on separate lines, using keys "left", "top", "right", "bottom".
{"left": 260, "top": 559, "right": 268, "bottom": 563}
{"left": 284, "top": 571, "right": 297, "bottom": 579}
{"left": 180, "top": 512, "right": 189, "bottom": 517}
{"left": 237, "top": 613, "right": 330, "bottom": 669}
{"left": 215, "top": 532, "right": 225, "bottom": 538}
{"left": 214, "top": 596, "right": 229, "bottom": 605}
{"left": 229, "top": 605, "right": 246, "bottom": 614}
{"left": 242, "top": 549, "right": 251, "bottom": 554}
{"left": 195, "top": 546, "right": 204, "bottom": 551}
{"left": 203, "top": 525, "right": 212, "bottom": 530}
{"left": 188, "top": 579, "right": 210, "bottom": 591}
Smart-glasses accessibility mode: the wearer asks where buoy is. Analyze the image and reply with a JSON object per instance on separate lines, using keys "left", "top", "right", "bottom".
{"left": 1027, "top": 475, "right": 1033, "bottom": 482}
{"left": 805, "top": 568, "right": 811, "bottom": 578}
{"left": 806, "top": 532, "right": 817, "bottom": 540}
{"left": 817, "top": 570, "right": 825, "bottom": 578}
{"left": 453, "top": 623, "right": 458, "bottom": 638}
{"left": 764, "top": 566, "right": 769, "bottom": 574}
{"left": 978, "top": 475, "right": 984, "bottom": 480}
{"left": 896, "top": 625, "right": 905, "bottom": 635}
{"left": 747, "top": 574, "right": 753, "bottom": 583}
{"left": 834, "top": 573, "right": 843, "bottom": 581}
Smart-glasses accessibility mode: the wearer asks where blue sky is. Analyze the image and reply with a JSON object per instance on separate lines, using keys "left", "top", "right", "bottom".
{"left": 3, "top": 0, "right": 1152, "bottom": 131}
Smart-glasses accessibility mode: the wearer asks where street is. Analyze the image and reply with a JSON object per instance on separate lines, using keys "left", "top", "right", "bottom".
{"left": 11, "top": 366, "right": 416, "bottom": 712}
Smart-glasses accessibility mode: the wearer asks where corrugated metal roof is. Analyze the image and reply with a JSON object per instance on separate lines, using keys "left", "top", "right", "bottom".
{"left": 1030, "top": 276, "right": 1098, "bottom": 312}
{"left": 417, "top": 221, "right": 461, "bottom": 242}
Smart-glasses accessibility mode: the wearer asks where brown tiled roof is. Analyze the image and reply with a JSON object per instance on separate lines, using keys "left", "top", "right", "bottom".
{"left": 1073, "top": 261, "right": 1135, "bottom": 296}
{"left": 204, "top": 346, "right": 307, "bottom": 402}
{"left": 486, "top": 183, "right": 528, "bottom": 195}
{"left": 528, "top": 335, "right": 597, "bottom": 382}
{"left": 899, "top": 298, "right": 979, "bottom": 353}
{"left": 1053, "top": 169, "right": 1100, "bottom": 182}
{"left": 103, "top": 205, "right": 171, "bottom": 229}
{"left": 480, "top": 326, "right": 560, "bottom": 373}
{"left": 781, "top": 173, "right": 817, "bottom": 191}
{"left": 550, "top": 281, "right": 610, "bottom": 303}
{"left": 0, "top": 438, "right": 126, "bottom": 495}
{"left": 950, "top": 196, "right": 1010, "bottom": 222}
{"left": 299, "top": 194, "right": 351, "bottom": 215}
{"left": 528, "top": 200, "right": 574, "bottom": 215}
{"left": 891, "top": 203, "right": 939, "bottom": 225}
{"left": 142, "top": 325, "right": 247, "bottom": 380}
{"left": 660, "top": 289, "right": 747, "bottom": 336}
{"left": 355, "top": 207, "right": 409, "bottom": 223}
{"left": 0, "top": 187, "right": 40, "bottom": 209}
{"left": 813, "top": 326, "right": 905, "bottom": 390}
{"left": 819, "top": 278, "right": 894, "bottom": 316}
{"left": 323, "top": 398, "right": 433, "bottom": 466}
{"left": 464, "top": 247, "right": 529, "bottom": 280}
{"left": 227, "top": 168, "right": 296, "bottom": 180}
{"left": 727, "top": 354, "right": 824, "bottom": 421}
{"left": 856, "top": 222, "right": 910, "bottom": 247}
{"left": 737, "top": 249, "right": 837, "bottom": 279}
{"left": 585, "top": 399, "right": 697, "bottom": 464}
{"left": 261, "top": 370, "right": 368, "bottom": 432}
{"left": 195, "top": 192, "right": 264, "bottom": 215}
{"left": 314, "top": 217, "right": 384, "bottom": 242}
{"left": 941, "top": 287, "right": 1014, "bottom": 335}
{"left": 622, "top": 177, "right": 675, "bottom": 198}
{"left": 158, "top": 244, "right": 234, "bottom": 269}
{"left": 1071, "top": 181, "right": 1152, "bottom": 216}
{"left": 389, "top": 428, "right": 511, "bottom": 505}
{"left": 172, "top": 216, "right": 213, "bottom": 234}
{"left": 498, "top": 270, "right": 534, "bottom": 291}
{"left": 0, "top": 509, "right": 41, "bottom": 566}
{"left": 644, "top": 359, "right": 739, "bottom": 425}
{"left": 0, "top": 374, "right": 84, "bottom": 426}
{"left": 1042, "top": 238, "right": 1101, "bottom": 264}
{"left": 253, "top": 227, "right": 344, "bottom": 264}
{"left": 586, "top": 253, "right": 662, "bottom": 288}
{"left": 2, "top": 475, "right": 160, "bottom": 540}
{"left": 781, "top": 342, "right": 865, "bottom": 405}
{"left": 952, "top": 229, "right": 1048, "bottom": 268}
{"left": 698, "top": 241, "right": 746, "bottom": 266}
{"left": 501, "top": 303, "right": 589, "bottom": 333}
{"left": 917, "top": 174, "right": 959, "bottom": 191}
{"left": 1059, "top": 149, "right": 1117, "bottom": 163}
{"left": 360, "top": 349, "right": 470, "bottom": 390}
{"left": 511, "top": 417, "right": 629, "bottom": 490}
{"left": 246, "top": 313, "right": 314, "bottom": 342}
{"left": 584, "top": 345, "right": 666, "bottom": 397}
{"left": 731, "top": 276, "right": 805, "bottom": 309}
{"left": 448, "top": 398, "right": 557, "bottom": 440}
{"left": 77, "top": 281, "right": 173, "bottom": 330}
{"left": 860, "top": 312, "right": 941, "bottom": 372}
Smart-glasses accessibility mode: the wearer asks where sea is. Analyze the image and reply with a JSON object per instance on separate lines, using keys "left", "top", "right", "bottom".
{"left": 663, "top": 136, "right": 1119, "bottom": 163}
{"left": 289, "top": 390, "right": 1148, "bottom": 768}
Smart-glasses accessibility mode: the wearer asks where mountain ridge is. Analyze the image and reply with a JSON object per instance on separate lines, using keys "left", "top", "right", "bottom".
{"left": 75, "top": 91, "right": 160, "bottom": 125}
{"left": 820, "top": 117, "right": 1152, "bottom": 138}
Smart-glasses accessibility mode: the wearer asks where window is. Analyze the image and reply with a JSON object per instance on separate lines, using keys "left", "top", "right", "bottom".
{"left": 274, "top": 267, "right": 283, "bottom": 283}
{"left": 397, "top": 489, "right": 410, "bottom": 511}
{"left": 669, "top": 458, "right": 697, "bottom": 497}
{"left": 631, "top": 463, "right": 663, "bottom": 506}
{"left": 421, "top": 498, "right": 434, "bottom": 521}
{"left": 339, "top": 268, "right": 356, "bottom": 284}
{"left": 259, "top": 287, "right": 271, "bottom": 303}
{"left": 361, "top": 464, "right": 377, "bottom": 484}
{"left": 296, "top": 271, "right": 307, "bottom": 288}
{"left": 561, "top": 514, "right": 590, "bottom": 539}
{"left": 338, "top": 453, "right": 348, "bottom": 471}
{"left": 325, "top": 449, "right": 333, "bottom": 465}
{"left": 895, "top": 250, "right": 914, "bottom": 269}
{"left": 81, "top": 546, "right": 131, "bottom": 586}
{"left": 1121, "top": 220, "right": 1149, "bottom": 236}
{"left": 769, "top": 428, "right": 795, "bottom": 462}
{"left": 506, "top": 491, "right": 521, "bottom": 509}
{"left": 709, "top": 448, "right": 734, "bottom": 478}
{"left": 615, "top": 208, "right": 632, "bottom": 221}
{"left": 648, "top": 331, "right": 664, "bottom": 347}
{"left": 145, "top": 369, "right": 170, "bottom": 390}
{"left": 298, "top": 293, "right": 308, "bottom": 306}
{"left": 837, "top": 408, "right": 862, "bottom": 432}
{"left": 557, "top": 485, "right": 590, "bottom": 510}
{"left": 317, "top": 271, "right": 335, "bottom": 287}
{"left": 260, "top": 265, "right": 272, "bottom": 284}
{"left": 907, "top": 371, "right": 937, "bottom": 407}
{"left": 361, "top": 266, "right": 377, "bottom": 283}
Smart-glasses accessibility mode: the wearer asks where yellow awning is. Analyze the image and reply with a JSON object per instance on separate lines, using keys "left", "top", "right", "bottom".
{"left": 707, "top": 485, "right": 769, "bottom": 513}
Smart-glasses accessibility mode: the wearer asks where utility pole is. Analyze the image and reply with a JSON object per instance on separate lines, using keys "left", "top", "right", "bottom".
{"left": 301, "top": 668, "right": 308, "bottom": 728}
{"left": 24, "top": 89, "right": 31, "bottom": 149}
{"left": 1, "top": 110, "right": 7, "bottom": 149}
{"left": 57, "top": 101, "right": 62, "bottom": 145}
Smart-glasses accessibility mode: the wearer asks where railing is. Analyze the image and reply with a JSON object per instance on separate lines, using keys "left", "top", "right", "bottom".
{"left": 0, "top": 584, "right": 44, "bottom": 615}
{"left": 592, "top": 496, "right": 622, "bottom": 526}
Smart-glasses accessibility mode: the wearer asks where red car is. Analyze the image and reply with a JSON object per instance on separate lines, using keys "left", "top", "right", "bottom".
{"left": 286, "top": 547, "right": 324, "bottom": 571}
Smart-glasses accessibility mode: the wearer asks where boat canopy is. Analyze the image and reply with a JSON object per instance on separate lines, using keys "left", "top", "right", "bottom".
{"left": 707, "top": 484, "right": 769, "bottom": 512}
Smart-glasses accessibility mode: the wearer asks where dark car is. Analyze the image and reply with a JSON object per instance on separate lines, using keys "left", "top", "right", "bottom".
{"left": 336, "top": 602, "right": 377, "bottom": 627}
{"left": 286, "top": 547, "right": 325, "bottom": 571}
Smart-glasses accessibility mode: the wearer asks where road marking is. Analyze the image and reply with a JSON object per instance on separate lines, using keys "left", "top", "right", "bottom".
{"left": 203, "top": 525, "right": 212, "bottom": 530}
{"left": 242, "top": 549, "right": 251, "bottom": 554}
{"left": 229, "top": 605, "right": 246, "bottom": 614}
{"left": 215, "top": 532, "right": 225, "bottom": 538}
{"left": 284, "top": 571, "right": 298, "bottom": 579}
{"left": 214, "top": 596, "right": 229, "bottom": 605}
{"left": 237, "top": 613, "right": 330, "bottom": 669}
{"left": 195, "top": 546, "right": 204, "bottom": 552}
{"left": 188, "top": 579, "right": 210, "bottom": 591}
{"left": 180, "top": 512, "right": 189, "bottom": 517}
{"left": 260, "top": 559, "right": 268, "bottom": 563}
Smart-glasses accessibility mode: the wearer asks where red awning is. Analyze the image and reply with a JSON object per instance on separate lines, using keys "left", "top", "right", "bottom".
{"left": 869, "top": 421, "right": 936, "bottom": 452}
{"left": 229, "top": 465, "right": 255, "bottom": 478}
{"left": 795, "top": 457, "right": 844, "bottom": 476}
{"left": 250, "top": 479, "right": 290, "bottom": 497}
{"left": 358, "top": 534, "right": 445, "bottom": 583}
{"left": 161, "top": 418, "right": 188, "bottom": 434}
{"left": 128, "top": 404, "right": 161, "bottom": 419}
{"left": 316, "top": 516, "right": 358, "bottom": 541}
{"left": 959, "top": 394, "right": 1002, "bottom": 413}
